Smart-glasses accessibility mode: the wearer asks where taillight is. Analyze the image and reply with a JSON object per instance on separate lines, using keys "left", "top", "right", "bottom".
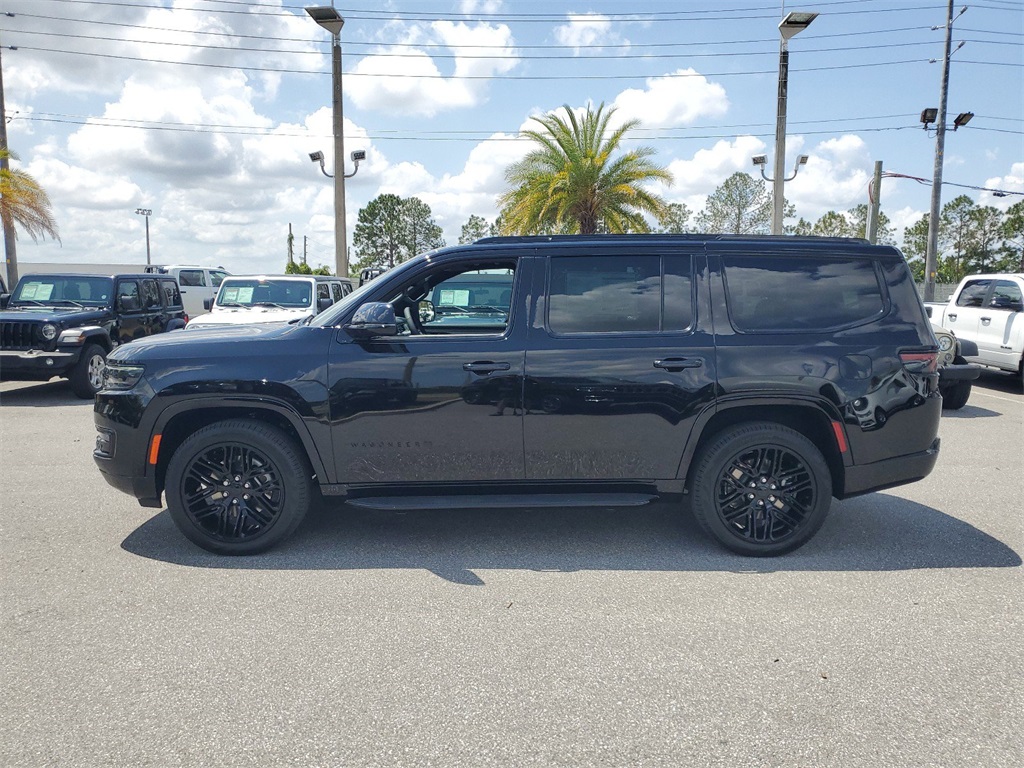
{"left": 183, "top": 313, "right": 190, "bottom": 323}
{"left": 899, "top": 350, "right": 938, "bottom": 374}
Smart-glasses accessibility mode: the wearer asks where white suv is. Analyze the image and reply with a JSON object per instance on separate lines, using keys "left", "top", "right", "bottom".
{"left": 185, "top": 274, "right": 352, "bottom": 329}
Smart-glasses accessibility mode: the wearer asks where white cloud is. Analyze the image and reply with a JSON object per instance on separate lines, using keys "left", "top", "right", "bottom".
{"left": 613, "top": 70, "right": 729, "bottom": 129}
{"left": 553, "top": 14, "right": 629, "bottom": 54}
{"left": 347, "top": 22, "right": 519, "bottom": 117}
{"left": 784, "top": 135, "right": 873, "bottom": 220}
{"left": 663, "top": 136, "right": 767, "bottom": 202}
{"left": 979, "top": 162, "right": 1024, "bottom": 210}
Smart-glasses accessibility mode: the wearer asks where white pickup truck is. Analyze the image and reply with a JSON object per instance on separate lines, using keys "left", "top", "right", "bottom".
{"left": 926, "top": 273, "right": 1024, "bottom": 391}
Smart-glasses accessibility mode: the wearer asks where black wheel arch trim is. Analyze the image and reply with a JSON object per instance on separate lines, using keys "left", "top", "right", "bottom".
{"left": 149, "top": 394, "right": 330, "bottom": 490}
{"left": 677, "top": 394, "right": 850, "bottom": 483}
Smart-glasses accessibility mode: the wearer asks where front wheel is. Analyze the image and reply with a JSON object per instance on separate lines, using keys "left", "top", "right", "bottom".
{"left": 69, "top": 344, "right": 107, "bottom": 399}
{"left": 690, "top": 422, "right": 833, "bottom": 557}
{"left": 166, "top": 420, "right": 313, "bottom": 554}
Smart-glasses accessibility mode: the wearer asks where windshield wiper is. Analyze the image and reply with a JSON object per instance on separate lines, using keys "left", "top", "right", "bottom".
{"left": 218, "top": 302, "right": 246, "bottom": 308}
{"left": 253, "top": 302, "right": 287, "bottom": 309}
{"left": 54, "top": 300, "right": 86, "bottom": 308}
{"left": 12, "top": 299, "right": 47, "bottom": 306}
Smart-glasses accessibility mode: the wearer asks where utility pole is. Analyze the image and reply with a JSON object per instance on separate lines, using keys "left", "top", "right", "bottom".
{"left": 303, "top": 235, "right": 308, "bottom": 266}
{"left": 924, "top": 1, "right": 964, "bottom": 301}
{"left": 287, "top": 223, "right": 295, "bottom": 266}
{"left": 0, "top": 35, "right": 20, "bottom": 287}
{"left": 867, "top": 161, "right": 883, "bottom": 244}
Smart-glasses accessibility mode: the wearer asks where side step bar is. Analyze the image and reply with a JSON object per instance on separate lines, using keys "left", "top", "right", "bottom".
{"left": 346, "top": 493, "right": 657, "bottom": 511}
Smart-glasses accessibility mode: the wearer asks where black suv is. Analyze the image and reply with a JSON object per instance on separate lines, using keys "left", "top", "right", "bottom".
{"left": 94, "top": 236, "right": 942, "bottom": 556}
{"left": 1, "top": 273, "right": 186, "bottom": 398}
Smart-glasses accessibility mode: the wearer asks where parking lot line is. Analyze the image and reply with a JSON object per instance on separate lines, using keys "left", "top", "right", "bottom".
{"left": 972, "top": 390, "right": 1023, "bottom": 405}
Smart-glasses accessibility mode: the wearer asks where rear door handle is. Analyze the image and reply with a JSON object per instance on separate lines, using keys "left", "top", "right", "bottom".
{"left": 653, "top": 358, "right": 703, "bottom": 371}
{"left": 980, "top": 316, "right": 991, "bottom": 325}
{"left": 463, "top": 361, "right": 511, "bottom": 374}
{"left": 947, "top": 313, "right": 956, "bottom": 321}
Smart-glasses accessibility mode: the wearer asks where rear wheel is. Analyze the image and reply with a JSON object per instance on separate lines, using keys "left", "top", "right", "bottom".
{"left": 690, "top": 422, "right": 832, "bottom": 556}
{"left": 69, "top": 344, "right": 107, "bottom": 399}
{"left": 166, "top": 420, "right": 312, "bottom": 555}
{"left": 940, "top": 380, "right": 971, "bottom": 410}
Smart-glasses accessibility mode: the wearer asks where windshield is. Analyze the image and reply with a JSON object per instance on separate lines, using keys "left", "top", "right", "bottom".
{"left": 216, "top": 278, "right": 313, "bottom": 309}
{"left": 11, "top": 276, "right": 114, "bottom": 307}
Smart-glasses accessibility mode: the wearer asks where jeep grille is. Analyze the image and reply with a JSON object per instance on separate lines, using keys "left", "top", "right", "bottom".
{"left": 1, "top": 321, "right": 44, "bottom": 351}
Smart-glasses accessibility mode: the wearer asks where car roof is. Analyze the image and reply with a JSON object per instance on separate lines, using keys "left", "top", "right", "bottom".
{"left": 220, "top": 274, "right": 341, "bottom": 282}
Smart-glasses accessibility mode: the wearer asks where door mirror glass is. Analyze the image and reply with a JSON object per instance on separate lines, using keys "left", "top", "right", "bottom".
{"left": 345, "top": 302, "right": 398, "bottom": 339}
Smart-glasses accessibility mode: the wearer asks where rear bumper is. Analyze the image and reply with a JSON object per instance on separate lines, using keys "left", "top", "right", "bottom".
{"left": 840, "top": 437, "right": 941, "bottom": 498}
{"left": 938, "top": 363, "right": 981, "bottom": 383}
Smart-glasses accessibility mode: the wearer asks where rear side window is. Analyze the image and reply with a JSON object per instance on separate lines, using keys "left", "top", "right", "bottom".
{"left": 723, "top": 256, "right": 884, "bottom": 332}
{"left": 956, "top": 280, "right": 991, "bottom": 307}
{"left": 547, "top": 255, "right": 693, "bottom": 334}
{"left": 210, "top": 270, "right": 228, "bottom": 288}
{"left": 141, "top": 279, "right": 162, "bottom": 310}
{"left": 162, "top": 281, "right": 183, "bottom": 308}
{"left": 989, "top": 280, "right": 1022, "bottom": 311}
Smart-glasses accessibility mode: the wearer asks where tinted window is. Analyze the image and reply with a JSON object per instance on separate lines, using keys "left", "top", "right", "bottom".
{"left": 331, "top": 283, "right": 343, "bottom": 302}
{"left": 990, "top": 280, "right": 1022, "bottom": 311}
{"left": 317, "top": 283, "right": 331, "bottom": 300}
{"left": 956, "top": 279, "right": 990, "bottom": 307}
{"left": 162, "top": 281, "right": 183, "bottom": 308}
{"left": 179, "top": 270, "right": 206, "bottom": 287}
{"left": 547, "top": 255, "right": 693, "bottom": 334}
{"left": 141, "top": 279, "right": 162, "bottom": 309}
{"left": 724, "top": 256, "right": 884, "bottom": 332}
{"left": 118, "top": 281, "right": 141, "bottom": 310}
{"left": 210, "top": 270, "right": 228, "bottom": 288}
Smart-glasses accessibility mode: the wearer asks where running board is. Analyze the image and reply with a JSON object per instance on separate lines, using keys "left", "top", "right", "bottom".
{"left": 346, "top": 493, "right": 656, "bottom": 511}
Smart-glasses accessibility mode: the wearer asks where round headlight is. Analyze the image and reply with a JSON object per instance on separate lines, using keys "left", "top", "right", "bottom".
{"left": 40, "top": 323, "right": 57, "bottom": 341}
{"left": 937, "top": 334, "right": 954, "bottom": 352}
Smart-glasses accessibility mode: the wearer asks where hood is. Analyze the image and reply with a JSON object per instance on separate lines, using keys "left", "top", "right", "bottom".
{"left": 186, "top": 307, "right": 311, "bottom": 328}
{"left": 0, "top": 306, "right": 110, "bottom": 325}
{"left": 110, "top": 321, "right": 306, "bottom": 361}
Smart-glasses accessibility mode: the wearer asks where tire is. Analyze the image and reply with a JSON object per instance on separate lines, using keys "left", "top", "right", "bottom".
{"left": 940, "top": 380, "right": 971, "bottom": 410}
{"left": 690, "top": 422, "right": 833, "bottom": 557}
{"left": 69, "top": 343, "right": 107, "bottom": 399}
{"left": 165, "top": 419, "right": 313, "bottom": 555}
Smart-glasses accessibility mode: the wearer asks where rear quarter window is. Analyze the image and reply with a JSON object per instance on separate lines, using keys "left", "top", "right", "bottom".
{"left": 723, "top": 255, "right": 885, "bottom": 332}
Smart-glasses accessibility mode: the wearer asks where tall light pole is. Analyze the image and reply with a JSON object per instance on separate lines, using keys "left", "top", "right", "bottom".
{"left": 923, "top": 1, "right": 967, "bottom": 302}
{"left": 305, "top": 5, "right": 348, "bottom": 277}
{"left": 771, "top": 11, "right": 818, "bottom": 235}
{"left": 0, "top": 34, "right": 20, "bottom": 287}
{"left": 135, "top": 208, "right": 152, "bottom": 265}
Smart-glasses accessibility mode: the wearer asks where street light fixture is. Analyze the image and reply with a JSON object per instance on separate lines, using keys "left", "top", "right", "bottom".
{"left": 920, "top": 108, "right": 938, "bottom": 128}
{"left": 135, "top": 208, "right": 152, "bottom": 266}
{"left": 753, "top": 153, "right": 808, "bottom": 183}
{"left": 305, "top": 5, "right": 348, "bottom": 277}
{"left": 952, "top": 111, "right": 973, "bottom": 130}
{"left": 309, "top": 148, "right": 365, "bottom": 179}
{"left": 769, "top": 10, "right": 818, "bottom": 235}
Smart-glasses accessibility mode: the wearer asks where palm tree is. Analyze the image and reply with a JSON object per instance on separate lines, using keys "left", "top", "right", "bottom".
{"left": 498, "top": 103, "right": 673, "bottom": 235}
{"left": 1, "top": 148, "right": 60, "bottom": 286}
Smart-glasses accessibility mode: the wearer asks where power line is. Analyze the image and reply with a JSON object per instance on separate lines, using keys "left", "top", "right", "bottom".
{"left": 884, "top": 171, "right": 1024, "bottom": 197}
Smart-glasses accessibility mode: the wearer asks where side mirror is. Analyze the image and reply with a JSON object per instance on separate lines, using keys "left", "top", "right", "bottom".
{"left": 0, "top": 294, "right": 10, "bottom": 309}
{"left": 119, "top": 295, "right": 140, "bottom": 312}
{"left": 317, "top": 297, "right": 334, "bottom": 313}
{"left": 344, "top": 302, "right": 398, "bottom": 339}
{"left": 203, "top": 298, "right": 213, "bottom": 311}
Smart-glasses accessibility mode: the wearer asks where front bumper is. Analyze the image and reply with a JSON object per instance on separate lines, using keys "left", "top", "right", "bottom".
{"left": 938, "top": 362, "right": 981, "bottom": 383}
{"left": 0, "top": 348, "right": 80, "bottom": 379}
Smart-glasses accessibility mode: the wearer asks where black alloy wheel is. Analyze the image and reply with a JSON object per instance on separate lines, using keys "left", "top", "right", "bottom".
{"left": 166, "top": 420, "right": 312, "bottom": 554}
{"left": 691, "top": 422, "right": 832, "bottom": 556}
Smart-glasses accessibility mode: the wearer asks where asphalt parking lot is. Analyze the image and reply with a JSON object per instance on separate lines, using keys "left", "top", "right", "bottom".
{"left": 2, "top": 371, "right": 1021, "bottom": 767}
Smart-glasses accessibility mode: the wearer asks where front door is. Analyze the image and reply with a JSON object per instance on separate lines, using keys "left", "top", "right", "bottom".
{"left": 523, "top": 249, "right": 716, "bottom": 480}
{"left": 329, "top": 255, "right": 531, "bottom": 484}
{"left": 975, "top": 279, "right": 1023, "bottom": 368}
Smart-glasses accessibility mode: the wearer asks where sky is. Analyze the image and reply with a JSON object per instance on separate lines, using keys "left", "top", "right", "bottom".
{"left": 2, "top": 0, "right": 1022, "bottom": 277}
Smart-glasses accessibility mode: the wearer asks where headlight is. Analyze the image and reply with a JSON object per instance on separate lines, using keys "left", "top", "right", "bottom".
{"left": 103, "top": 361, "right": 146, "bottom": 391}
{"left": 937, "top": 334, "right": 954, "bottom": 352}
{"left": 40, "top": 323, "right": 57, "bottom": 341}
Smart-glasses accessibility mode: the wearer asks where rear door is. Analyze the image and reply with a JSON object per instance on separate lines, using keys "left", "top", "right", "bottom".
{"left": 522, "top": 247, "right": 716, "bottom": 480}
{"left": 176, "top": 269, "right": 209, "bottom": 318}
{"left": 945, "top": 278, "right": 990, "bottom": 356}
{"left": 975, "top": 279, "right": 1023, "bottom": 368}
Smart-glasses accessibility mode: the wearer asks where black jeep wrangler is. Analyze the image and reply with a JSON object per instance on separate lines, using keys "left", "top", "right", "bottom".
{"left": 94, "top": 235, "right": 943, "bottom": 556}
{"left": 1, "top": 273, "right": 186, "bottom": 398}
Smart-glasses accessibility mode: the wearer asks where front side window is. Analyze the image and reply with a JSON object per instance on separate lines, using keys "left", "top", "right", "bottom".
{"left": 956, "top": 279, "right": 991, "bottom": 308}
{"left": 724, "top": 256, "right": 884, "bottom": 332}
{"left": 216, "top": 279, "right": 313, "bottom": 309}
{"left": 547, "top": 255, "right": 694, "bottom": 334}
{"left": 117, "top": 281, "right": 141, "bottom": 311}
{"left": 384, "top": 260, "right": 516, "bottom": 336}
{"left": 317, "top": 283, "right": 331, "bottom": 300}
{"left": 210, "top": 270, "right": 228, "bottom": 288}
{"left": 990, "top": 280, "right": 1022, "bottom": 311}
{"left": 179, "top": 270, "right": 206, "bottom": 287}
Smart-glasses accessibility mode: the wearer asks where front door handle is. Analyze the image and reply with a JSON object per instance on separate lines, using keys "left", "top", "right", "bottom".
{"left": 980, "top": 316, "right": 991, "bottom": 325}
{"left": 463, "top": 361, "right": 511, "bottom": 374}
{"left": 947, "top": 313, "right": 957, "bottom": 321}
{"left": 654, "top": 358, "right": 703, "bottom": 371}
